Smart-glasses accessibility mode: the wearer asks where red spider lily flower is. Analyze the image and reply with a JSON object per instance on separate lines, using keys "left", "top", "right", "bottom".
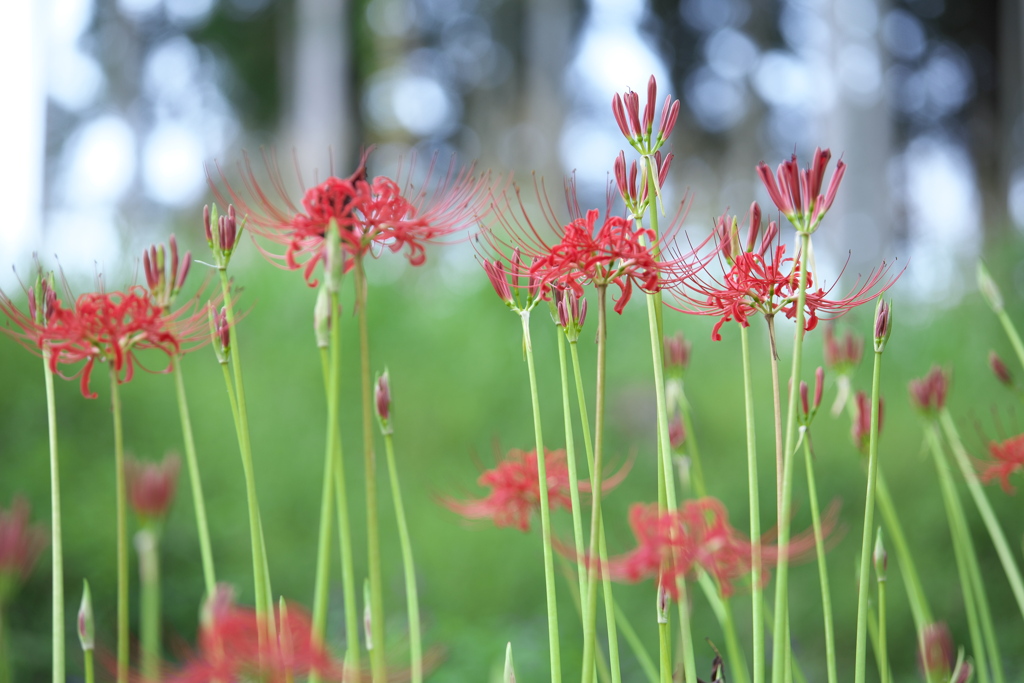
{"left": 823, "top": 325, "right": 863, "bottom": 375}
{"left": 0, "top": 269, "right": 62, "bottom": 354}
{"left": 604, "top": 497, "right": 837, "bottom": 599}
{"left": 443, "top": 448, "right": 630, "bottom": 532}
{"left": 39, "top": 287, "right": 181, "bottom": 398}
{"left": 851, "top": 391, "right": 884, "bottom": 453}
{"left": 919, "top": 623, "right": 972, "bottom": 683}
{"left": 0, "top": 497, "right": 47, "bottom": 605}
{"left": 482, "top": 178, "right": 704, "bottom": 315}
{"left": 211, "top": 150, "right": 491, "bottom": 286}
{"left": 908, "top": 367, "right": 949, "bottom": 415}
{"left": 126, "top": 453, "right": 180, "bottom": 523}
{"left": 668, "top": 205, "right": 898, "bottom": 340}
{"left": 977, "top": 433, "right": 1024, "bottom": 494}
{"left": 166, "top": 587, "right": 344, "bottom": 683}
{"left": 757, "top": 147, "right": 846, "bottom": 233}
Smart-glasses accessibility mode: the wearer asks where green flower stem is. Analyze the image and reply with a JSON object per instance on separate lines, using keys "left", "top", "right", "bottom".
{"left": 643, "top": 289, "right": 697, "bottom": 683}
{"left": 564, "top": 332, "right": 621, "bottom": 683}
{"left": 995, "top": 307, "right": 1024, "bottom": 373}
{"left": 557, "top": 330, "right": 589, "bottom": 617}
{"left": 353, "top": 258, "right": 386, "bottom": 683}
{"left": 518, "top": 309, "right": 562, "bottom": 683}
{"left": 109, "top": 367, "right": 129, "bottom": 683}
{"left": 694, "top": 573, "right": 750, "bottom": 683}
{"left": 42, "top": 351, "right": 65, "bottom": 683}
{"left": 217, "top": 270, "right": 271, "bottom": 624}
{"left": 874, "top": 475, "right": 932, "bottom": 631}
{"left": 938, "top": 409, "right": 1024, "bottom": 619}
{"left": 382, "top": 430, "right": 422, "bottom": 683}
{"left": 925, "top": 422, "right": 1000, "bottom": 683}
{"left": 84, "top": 649, "right": 95, "bottom": 683}
{"left": 800, "top": 433, "right": 836, "bottom": 683}
{"left": 853, "top": 347, "right": 883, "bottom": 683}
{"left": 658, "top": 616, "right": 672, "bottom": 683}
{"left": 612, "top": 600, "right": 658, "bottom": 683}
{"left": 677, "top": 389, "right": 707, "bottom": 498}
{"left": 866, "top": 603, "right": 890, "bottom": 683}
{"left": 310, "top": 290, "right": 344, "bottom": 680}
{"left": 770, "top": 231, "right": 813, "bottom": 683}
{"left": 766, "top": 316, "right": 784, "bottom": 525}
{"left": 739, "top": 325, "right": 765, "bottom": 683}
{"left": 556, "top": 556, "right": 611, "bottom": 683}
{"left": 136, "top": 530, "right": 161, "bottom": 682}
{"left": 318, "top": 341, "right": 360, "bottom": 682}
{"left": 171, "top": 357, "right": 217, "bottom": 597}
{"left": 877, "top": 554, "right": 888, "bottom": 683}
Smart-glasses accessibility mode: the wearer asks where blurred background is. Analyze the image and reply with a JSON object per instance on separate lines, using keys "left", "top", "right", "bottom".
{"left": 3, "top": 0, "right": 1024, "bottom": 680}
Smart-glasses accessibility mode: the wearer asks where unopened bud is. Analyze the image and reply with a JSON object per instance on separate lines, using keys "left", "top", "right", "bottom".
{"left": 977, "top": 261, "right": 1003, "bottom": 314}
{"left": 203, "top": 205, "right": 213, "bottom": 245}
{"left": 814, "top": 367, "right": 824, "bottom": 411}
{"left": 664, "top": 332, "right": 691, "bottom": 376}
{"left": 656, "top": 581, "right": 670, "bottom": 623}
{"left": 873, "top": 298, "right": 893, "bottom": 352}
{"left": 669, "top": 414, "right": 686, "bottom": 451}
{"left": 314, "top": 286, "right": 331, "bottom": 349}
{"left": 278, "top": 597, "right": 293, "bottom": 663}
{"left": 990, "top": 351, "right": 1012, "bottom": 387}
{"left": 503, "top": 642, "right": 516, "bottom": 683}
{"left": 78, "top": 580, "right": 94, "bottom": 651}
{"left": 375, "top": 370, "right": 392, "bottom": 434}
{"left": 363, "top": 578, "right": 373, "bottom": 651}
{"left": 873, "top": 527, "right": 887, "bottom": 581}
{"left": 800, "top": 381, "right": 810, "bottom": 418}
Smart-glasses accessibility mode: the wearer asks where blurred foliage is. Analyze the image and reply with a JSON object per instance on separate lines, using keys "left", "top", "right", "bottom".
{"left": 3, "top": 223, "right": 1024, "bottom": 682}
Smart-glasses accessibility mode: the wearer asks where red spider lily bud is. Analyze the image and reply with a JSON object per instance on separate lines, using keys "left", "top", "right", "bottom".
{"left": 977, "top": 261, "right": 1004, "bottom": 314}
{"left": 909, "top": 367, "right": 949, "bottom": 415}
{"left": 714, "top": 212, "right": 735, "bottom": 264}
{"left": 624, "top": 90, "right": 642, "bottom": 140}
{"left": 556, "top": 288, "right": 587, "bottom": 342}
{"left": 658, "top": 96, "right": 681, "bottom": 143}
{"left": 873, "top": 527, "right": 887, "bottom": 581}
{"left": 126, "top": 453, "right": 180, "bottom": 524}
{"left": 852, "top": 391, "right": 884, "bottom": 453}
{"left": 824, "top": 325, "right": 863, "bottom": 374}
{"left": 873, "top": 298, "right": 893, "bottom": 352}
{"left": 664, "top": 332, "right": 691, "bottom": 376}
{"left": 814, "top": 366, "right": 824, "bottom": 411}
{"left": 612, "top": 93, "right": 632, "bottom": 141}
{"left": 919, "top": 623, "right": 955, "bottom": 681}
{"left": 800, "top": 381, "right": 810, "bottom": 418}
{"left": 669, "top": 414, "right": 686, "bottom": 451}
{"left": 643, "top": 75, "right": 657, "bottom": 136}
{"left": 28, "top": 271, "right": 59, "bottom": 325}
{"left": 656, "top": 151, "right": 674, "bottom": 189}
{"left": 78, "top": 579, "right": 94, "bottom": 651}
{"left": 203, "top": 204, "right": 213, "bottom": 245}
{"left": 0, "top": 498, "right": 46, "bottom": 605}
{"left": 744, "top": 202, "right": 762, "bottom": 253}
{"left": 614, "top": 152, "right": 632, "bottom": 203}
{"left": 375, "top": 370, "right": 392, "bottom": 434}
{"left": 363, "top": 578, "right": 373, "bottom": 651}
{"left": 989, "top": 351, "right": 1013, "bottom": 386}
{"left": 208, "top": 304, "right": 230, "bottom": 363}
{"left": 314, "top": 286, "right": 331, "bottom": 349}
{"left": 503, "top": 642, "right": 516, "bottom": 683}
{"left": 482, "top": 259, "right": 513, "bottom": 305}
{"left": 758, "top": 221, "right": 779, "bottom": 257}
{"left": 656, "top": 581, "right": 670, "bottom": 624}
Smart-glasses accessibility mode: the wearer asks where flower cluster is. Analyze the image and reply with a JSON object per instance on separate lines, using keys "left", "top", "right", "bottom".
{"left": 0, "top": 498, "right": 46, "bottom": 605}
{"left": 757, "top": 147, "right": 846, "bottom": 234}
{"left": 977, "top": 433, "right": 1024, "bottom": 494}
{"left": 126, "top": 453, "right": 181, "bottom": 524}
{"left": 908, "top": 367, "right": 949, "bottom": 415}
{"left": 605, "top": 497, "right": 836, "bottom": 598}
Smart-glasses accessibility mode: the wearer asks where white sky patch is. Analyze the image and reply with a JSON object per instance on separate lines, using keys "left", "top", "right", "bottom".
{"left": 143, "top": 122, "right": 207, "bottom": 206}
{"left": 59, "top": 116, "right": 137, "bottom": 206}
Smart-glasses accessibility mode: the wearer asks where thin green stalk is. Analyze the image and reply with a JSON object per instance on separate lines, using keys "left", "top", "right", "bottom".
{"left": 766, "top": 316, "right": 784, "bottom": 527}
{"left": 677, "top": 390, "right": 707, "bottom": 498}
{"left": 217, "top": 271, "right": 270, "bottom": 622}
{"left": 995, "top": 308, "right": 1024, "bottom": 373}
{"left": 939, "top": 409, "right": 1024, "bottom": 619}
{"left": 612, "top": 600, "right": 658, "bottom": 683}
{"left": 136, "top": 530, "right": 161, "bottom": 682}
{"left": 771, "top": 231, "right": 813, "bottom": 683}
{"left": 84, "top": 649, "right": 95, "bottom": 683}
{"left": 519, "top": 309, "right": 562, "bottom": 683}
{"left": 318, "top": 341, "right": 360, "bottom": 682}
{"left": 567, "top": 339, "right": 622, "bottom": 683}
{"left": 382, "top": 430, "right": 422, "bottom": 683}
{"left": 866, "top": 603, "right": 890, "bottom": 683}
{"left": 800, "top": 433, "right": 836, "bottom": 683}
{"left": 926, "top": 423, "right": 998, "bottom": 683}
{"left": 311, "top": 290, "right": 343, "bottom": 681}
{"left": 556, "top": 556, "right": 611, "bottom": 683}
{"left": 110, "top": 367, "right": 129, "bottom": 683}
{"left": 739, "top": 325, "right": 765, "bottom": 683}
{"left": 853, "top": 348, "right": 883, "bottom": 683}
{"left": 873, "top": 476, "right": 932, "bottom": 631}
{"left": 353, "top": 258, "right": 386, "bottom": 683}
{"left": 42, "top": 351, "right": 65, "bottom": 683}
{"left": 877, "top": 553, "right": 887, "bottom": 683}
{"left": 557, "top": 330, "right": 589, "bottom": 618}
{"left": 172, "top": 357, "right": 217, "bottom": 597}
{"left": 695, "top": 573, "right": 750, "bottom": 683}
{"left": 658, "top": 608, "right": 672, "bottom": 683}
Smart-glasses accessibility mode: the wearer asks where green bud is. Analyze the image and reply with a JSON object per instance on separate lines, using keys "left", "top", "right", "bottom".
{"left": 873, "top": 527, "right": 887, "bottom": 582}
{"left": 78, "top": 580, "right": 94, "bottom": 651}
{"left": 503, "top": 642, "right": 516, "bottom": 683}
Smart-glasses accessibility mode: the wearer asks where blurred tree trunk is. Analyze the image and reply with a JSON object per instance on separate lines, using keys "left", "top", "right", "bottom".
{"left": 994, "top": 0, "right": 1023, "bottom": 239}
{"left": 521, "top": 0, "right": 572, "bottom": 179}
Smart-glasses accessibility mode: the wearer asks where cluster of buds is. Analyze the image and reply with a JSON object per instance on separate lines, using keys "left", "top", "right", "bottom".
{"left": 851, "top": 391, "right": 884, "bottom": 454}
{"left": 204, "top": 204, "right": 245, "bottom": 270}
{"left": 919, "top": 623, "right": 973, "bottom": 683}
{"left": 125, "top": 453, "right": 181, "bottom": 528}
{"left": 553, "top": 288, "right": 587, "bottom": 343}
{"left": 143, "top": 235, "right": 191, "bottom": 309}
{"left": 824, "top": 326, "right": 863, "bottom": 375}
{"left": 757, "top": 147, "right": 846, "bottom": 234}
{"left": 714, "top": 203, "right": 775, "bottom": 266}
{"left": 908, "top": 367, "right": 950, "bottom": 415}
{"left": 613, "top": 150, "right": 673, "bottom": 216}
{"left": 663, "top": 332, "right": 691, "bottom": 378}
{"left": 874, "top": 298, "right": 894, "bottom": 353}
{"left": 209, "top": 304, "right": 231, "bottom": 363}
{"left": 481, "top": 248, "right": 542, "bottom": 314}
{"left": 375, "top": 370, "right": 392, "bottom": 435}
{"left": 798, "top": 367, "right": 825, "bottom": 427}
{"left": 612, "top": 76, "right": 680, "bottom": 156}
{"left": 27, "top": 270, "right": 59, "bottom": 326}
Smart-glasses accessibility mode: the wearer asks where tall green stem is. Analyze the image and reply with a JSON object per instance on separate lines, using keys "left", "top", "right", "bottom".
{"left": 557, "top": 331, "right": 589, "bottom": 618}
{"left": 770, "top": 231, "right": 812, "bottom": 683}
{"left": 800, "top": 434, "right": 836, "bottom": 683}
{"left": 995, "top": 308, "right": 1024, "bottom": 373}
{"left": 42, "top": 351, "right": 65, "bottom": 683}
{"left": 676, "top": 390, "right": 707, "bottom": 498}
{"left": 383, "top": 431, "right": 422, "bottom": 683}
{"left": 876, "top": 562, "right": 887, "bottom": 683}
{"left": 136, "top": 530, "right": 161, "bottom": 682}
{"left": 353, "top": 257, "right": 386, "bottom": 683}
{"left": 109, "top": 368, "right": 129, "bottom": 683}
{"left": 873, "top": 474, "right": 932, "bottom": 632}
{"left": 853, "top": 348, "right": 883, "bottom": 683}
{"left": 519, "top": 309, "right": 562, "bottom": 683}
{"left": 938, "top": 409, "right": 1024, "bottom": 619}
{"left": 739, "top": 325, "right": 765, "bottom": 683}
{"left": 172, "top": 357, "right": 216, "bottom": 597}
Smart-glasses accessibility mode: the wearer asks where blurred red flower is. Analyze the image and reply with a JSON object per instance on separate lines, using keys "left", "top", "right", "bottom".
{"left": 978, "top": 433, "right": 1024, "bottom": 494}
{"left": 0, "top": 497, "right": 47, "bottom": 604}
{"left": 126, "top": 454, "right": 181, "bottom": 523}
